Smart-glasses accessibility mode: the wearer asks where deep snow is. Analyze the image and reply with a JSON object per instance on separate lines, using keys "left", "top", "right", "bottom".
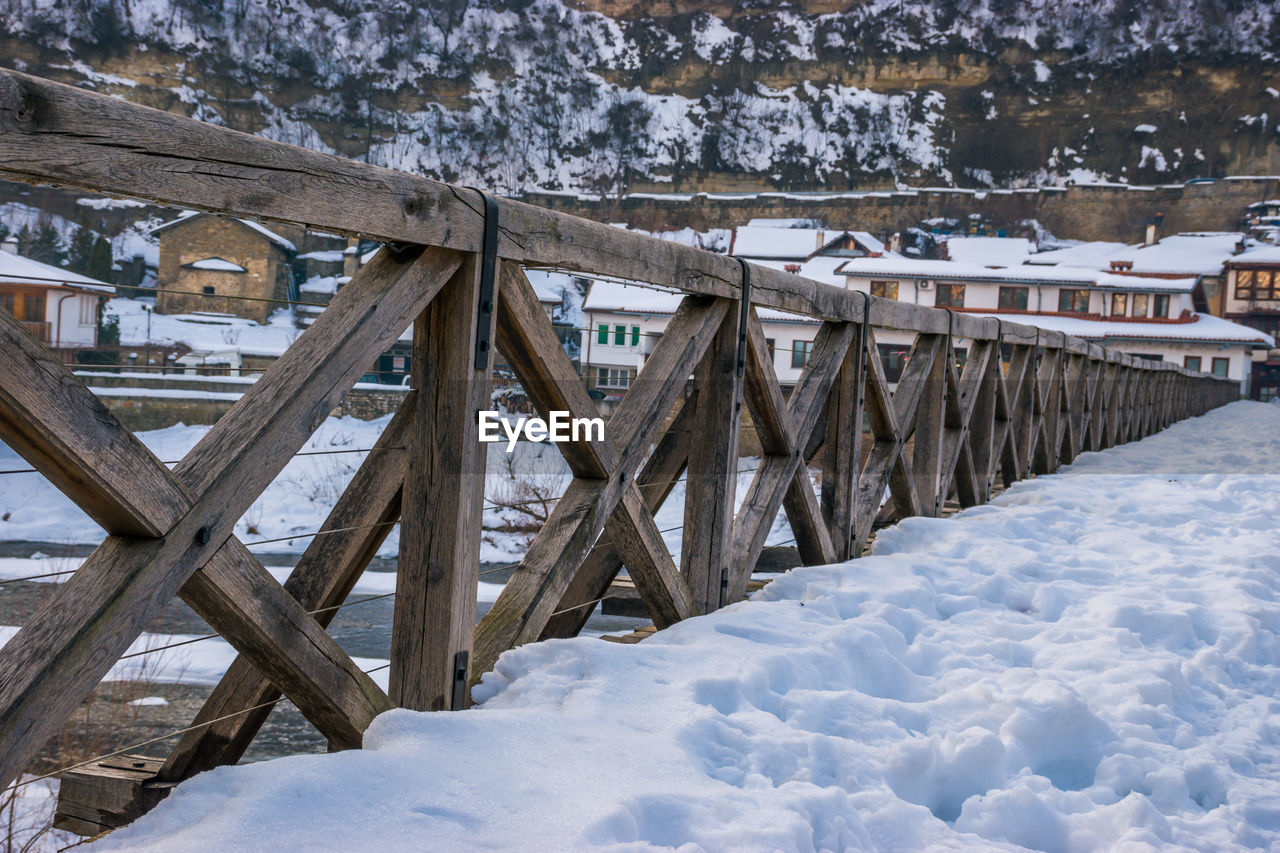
{"left": 86, "top": 401, "right": 1280, "bottom": 851}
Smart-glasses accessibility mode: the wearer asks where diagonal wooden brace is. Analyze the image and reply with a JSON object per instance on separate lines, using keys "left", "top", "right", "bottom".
{"left": 0, "top": 246, "right": 460, "bottom": 788}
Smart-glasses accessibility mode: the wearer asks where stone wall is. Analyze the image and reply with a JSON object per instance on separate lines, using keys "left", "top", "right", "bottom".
{"left": 526, "top": 177, "right": 1280, "bottom": 243}
{"left": 155, "top": 216, "right": 291, "bottom": 324}
{"left": 84, "top": 375, "right": 410, "bottom": 431}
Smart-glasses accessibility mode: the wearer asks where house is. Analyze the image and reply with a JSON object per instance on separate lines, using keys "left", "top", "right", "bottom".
{"left": 152, "top": 212, "right": 299, "bottom": 324}
{"left": 1030, "top": 232, "right": 1245, "bottom": 316}
{"left": 1222, "top": 246, "right": 1280, "bottom": 400}
{"left": 0, "top": 240, "right": 114, "bottom": 351}
{"left": 838, "top": 256, "right": 1269, "bottom": 391}
{"left": 581, "top": 256, "right": 876, "bottom": 392}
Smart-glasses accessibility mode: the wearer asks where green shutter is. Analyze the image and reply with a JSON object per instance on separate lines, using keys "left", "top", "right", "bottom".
{"left": 597, "top": 324, "right": 609, "bottom": 344}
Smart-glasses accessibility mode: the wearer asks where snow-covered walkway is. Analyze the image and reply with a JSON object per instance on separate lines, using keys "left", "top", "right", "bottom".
{"left": 96, "top": 402, "right": 1280, "bottom": 852}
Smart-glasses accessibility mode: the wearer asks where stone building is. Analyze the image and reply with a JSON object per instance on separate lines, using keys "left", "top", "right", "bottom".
{"left": 152, "top": 213, "right": 298, "bottom": 324}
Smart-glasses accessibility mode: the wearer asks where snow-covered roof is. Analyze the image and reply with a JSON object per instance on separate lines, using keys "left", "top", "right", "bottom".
{"left": 730, "top": 225, "right": 831, "bottom": 260}
{"left": 968, "top": 311, "right": 1272, "bottom": 347}
{"left": 151, "top": 212, "right": 297, "bottom": 253}
{"left": 1104, "top": 233, "right": 1244, "bottom": 276}
{"left": 184, "top": 257, "right": 247, "bottom": 273}
{"left": 583, "top": 281, "right": 682, "bottom": 315}
{"left": 836, "top": 258, "right": 1196, "bottom": 292}
{"left": 850, "top": 232, "right": 886, "bottom": 255}
{"left": 1026, "top": 241, "right": 1131, "bottom": 268}
{"left": 944, "top": 236, "right": 1035, "bottom": 267}
{"left": 1228, "top": 246, "right": 1280, "bottom": 266}
{"left": 522, "top": 269, "right": 565, "bottom": 305}
{"left": 298, "top": 250, "right": 345, "bottom": 263}
{"left": 0, "top": 248, "right": 115, "bottom": 294}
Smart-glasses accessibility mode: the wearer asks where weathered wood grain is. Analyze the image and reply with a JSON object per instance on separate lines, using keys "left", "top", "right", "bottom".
{"left": 391, "top": 255, "right": 491, "bottom": 712}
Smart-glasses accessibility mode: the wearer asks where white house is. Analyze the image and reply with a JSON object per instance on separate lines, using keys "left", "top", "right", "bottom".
{"left": 837, "top": 256, "right": 1269, "bottom": 389}
{"left": 0, "top": 241, "right": 115, "bottom": 350}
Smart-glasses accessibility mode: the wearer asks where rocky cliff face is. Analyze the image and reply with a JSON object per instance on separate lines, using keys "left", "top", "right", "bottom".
{"left": 1, "top": 0, "right": 1278, "bottom": 195}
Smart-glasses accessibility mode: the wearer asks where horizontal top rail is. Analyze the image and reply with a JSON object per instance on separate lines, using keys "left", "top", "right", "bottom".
{"left": 0, "top": 67, "right": 1232, "bottom": 382}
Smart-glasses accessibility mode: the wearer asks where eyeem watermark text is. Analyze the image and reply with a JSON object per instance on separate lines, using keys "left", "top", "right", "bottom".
{"left": 479, "top": 411, "right": 604, "bottom": 451}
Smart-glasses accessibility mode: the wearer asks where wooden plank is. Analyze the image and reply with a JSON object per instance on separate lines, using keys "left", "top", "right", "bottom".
{"left": 682, "top": 306, "right": 745, "bottom": 613}
{"left": 819, "top": 323, "right": 864, "bottom": 561}
{"left": 911, "top": 334, "right": 949, "bottom": 516}
{"left": 53, "top": 756, "right": 167, "bottom": 836}
{"left": 0, "top": 247, "right": 457, "bottom": 788}
{"left": 609, "top": 485, "right": 699, "bottom": 626}
{"left": 391, "top": 255, "right": 491, "bottom": 712}
{"left": 472, "top": 296, "right": 729, "bottom": 679}
{"left": 161, "top": 399, "right": 412, "bottom": 781}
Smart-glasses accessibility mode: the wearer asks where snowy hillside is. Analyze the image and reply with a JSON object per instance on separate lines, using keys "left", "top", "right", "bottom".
{"left": 88, "top": 400, "right": 1280, "bottom": 851}
{"left": 1, "top": 0, "right": 1277, "bottom": 191}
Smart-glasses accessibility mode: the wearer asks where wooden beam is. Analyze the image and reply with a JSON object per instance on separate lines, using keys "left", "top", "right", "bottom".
{"left": 682, "top": 304, "right": 745, "bottom": 613}
{"left": 0, "top": 67, "right": 1137, "bottom": 353}
{"left": 390, "top": 255, "right": 491, "bottom": 712}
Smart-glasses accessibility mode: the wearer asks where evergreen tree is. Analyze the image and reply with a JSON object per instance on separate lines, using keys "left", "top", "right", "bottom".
{"left": 89, "top": 235, "right": 114, "bottom": 283}
{"left": 66, "top": 226, "right": 96, "bottom": 275}
{"left": 21, "top": 220, "right": 66, "bottom": 267}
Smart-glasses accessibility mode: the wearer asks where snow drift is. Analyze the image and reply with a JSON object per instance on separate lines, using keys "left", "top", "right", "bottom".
{"left": 92, "top": 401, "right": 1280, "bottom": 851}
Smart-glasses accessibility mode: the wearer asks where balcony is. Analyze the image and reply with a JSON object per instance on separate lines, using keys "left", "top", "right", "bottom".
{"left": 19, "top": 321, "right": 50, "bottom": 343}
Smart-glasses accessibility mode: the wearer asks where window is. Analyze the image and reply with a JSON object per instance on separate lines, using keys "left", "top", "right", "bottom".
{"left": 1236, "top": 269, "right": 1279, "bottom": 301}
{"left": 613, "top": 324, "right": 625, "bottom": 345}
{"left": 1110, "top": 293, "right": 1128, "bottom": 316}
{"left": 1132, "top": 353, "right": 1163, "bottom": 362}
{"left": 1212, "top": 357, "right": 1230, "bottom": 378}
{"left": 870, "top": 280, "right": 898, "bottom": 300}
{"left": 79, "top": 297, "right": 96, "bottom": 325}
{"left": 1153, "top": 294, "right": 1169, "bottom": 318}
{"left": 1183, "top": 356, "right": 1202, "bottom": 371}
{"left": 998, "top": 286, "right": 1028, "bottom": 310}
{"left": 630, "top": 326, "right": 640, "bottom": 346}
{"left": 202, "top": 285, "right": 215, "bottom": 295}
{"left": 877, "top": 343, "right": 910, "bottom": 383}
{"left": 1131, "top": 293, "right": 1149, "bottom": 317}
{"left": 597, "top": 324, "right": 609, "bottom": 344}
{"left": 1058, "top": 289, "right": 1089, "bottom": 313}
{"left": 0, "top": 294, "right": 13, "bottom": 316}
{"left": 791, "top": 339, "right": 814, "bottom": 369}
{"left": 596, "top": 367, "right": 636, "bottom": 388}
{"left": 24, "top": 295, "right": 43, "bottom": 320}
{"left": 935, "top": 283, "right": 965, "bottom": 308}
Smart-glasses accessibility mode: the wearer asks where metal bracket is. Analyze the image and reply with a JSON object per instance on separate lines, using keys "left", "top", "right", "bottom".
{"left": 719, "top": 566, "right": 729, "bottom": 609}
{"left": 451, "top": 650, "right": 470, "bottom": 710}
{"left": 734, "top": 258, "right": 752, "bottom": 378}
{"left": 467, "top": 187, "right": 500, "bottom": 371}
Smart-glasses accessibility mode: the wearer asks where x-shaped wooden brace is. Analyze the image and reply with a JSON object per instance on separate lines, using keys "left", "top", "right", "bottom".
{"left": 470, "top": 265, "right": 721, "bottom": 678}
{"left": 0, "top": 245, "right": 462, "bottom": 788}
{"left": 723, "top": 312, "right": 850, "bottom": 601}
{"left": 855, "top": 330, "right": 941, "bottom": 550}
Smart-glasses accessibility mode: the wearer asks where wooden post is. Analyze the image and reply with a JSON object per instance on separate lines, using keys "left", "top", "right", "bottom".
{"left": 391, "top": 254, "right": 492, "bottom": 711}
{"left": 682, "top": 302, "right": 746, "bottom": 613}
{"left": 820, "top": 321, "right": 865, "bottom": 561}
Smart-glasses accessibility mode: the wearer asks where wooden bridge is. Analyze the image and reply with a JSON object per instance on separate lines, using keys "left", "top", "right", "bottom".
{"left": 0, "top": 68, "right": 1239, "bottom": 835}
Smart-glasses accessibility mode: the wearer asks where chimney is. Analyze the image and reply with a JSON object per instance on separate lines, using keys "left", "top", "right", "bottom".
{"left": 888, "top": 232, "right": 902, "bottom": 254}
{"left": 0, "top": 237, "right": 16, "bottom": 254}
{"left": 1144, "top": 224, "right": 1157, "bottom": 246}
{"left": 816, "top": 230, "right": 825, "bottom": 251}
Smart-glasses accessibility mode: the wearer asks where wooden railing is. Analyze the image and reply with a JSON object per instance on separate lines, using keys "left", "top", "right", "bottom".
{"left": 0, "top": 68, "right": 1239, "bottom": 829}
{"left": 18, "top": 319, "right": 48, "bottom": 342}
